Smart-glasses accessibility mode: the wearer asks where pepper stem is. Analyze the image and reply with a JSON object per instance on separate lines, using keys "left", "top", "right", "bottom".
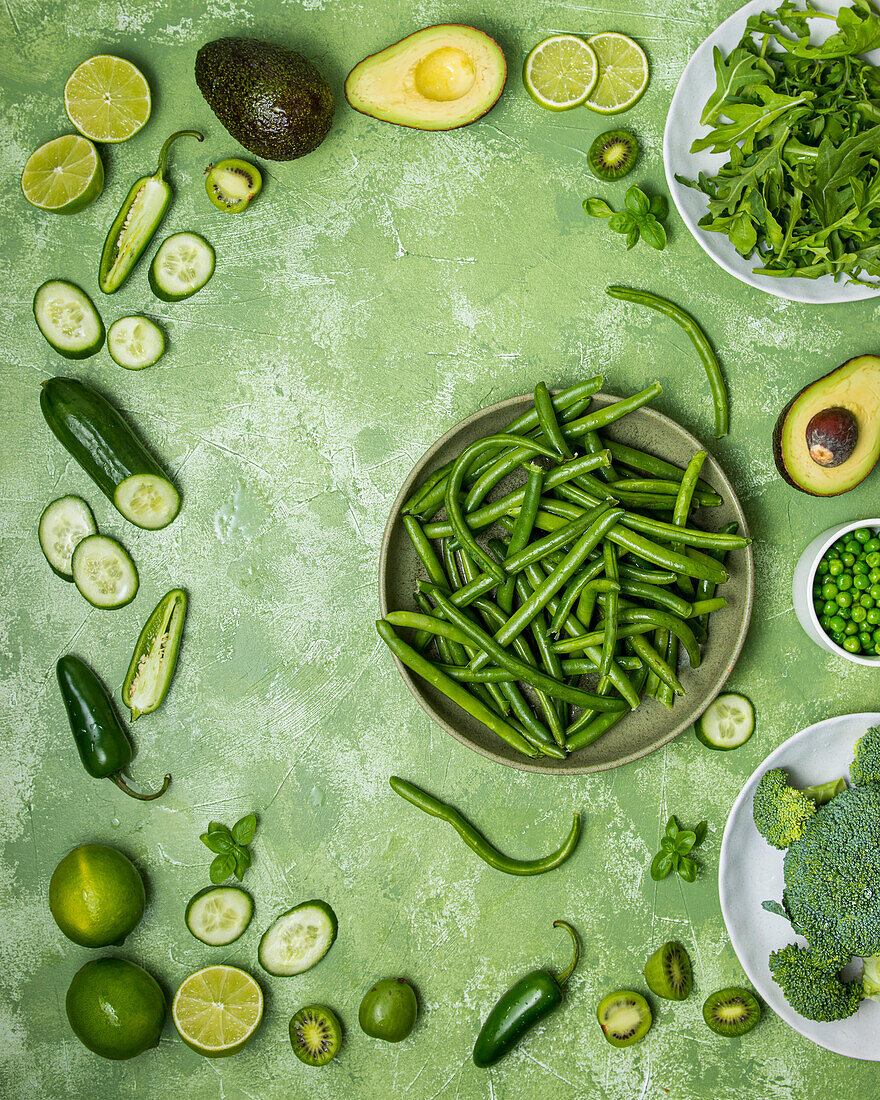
{"left": 154, "top": 130, "right": 204, "bottom": 180}
{"left": 112, "top": 771, "right": 171, "bottom": 801}
{"left": 552, "top": 920, "right": 580, "bottom": 986}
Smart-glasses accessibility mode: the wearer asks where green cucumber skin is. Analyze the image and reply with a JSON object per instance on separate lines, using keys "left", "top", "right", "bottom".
{"left": 99, "top": 175, "right": 171, "bottom": 294}
{"left": 258, "top": 900, "right": 338, "bottom": 976}
{"left": 33, "top": 280, "right": 105, "bottom": 360}
{"left": 185, "top": 886, "right": 253, "bottom": 946}
{"left": 122, "top": 588, "right": 187, "bottom": 720}
{"left": 40, "top": 377, "right": 179, "bottom": 527}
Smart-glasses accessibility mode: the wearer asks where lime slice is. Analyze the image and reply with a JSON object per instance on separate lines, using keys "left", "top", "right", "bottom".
{"left": 172, "top": 965, "right": 263, "bottom": 1058}
{"left": 523, "top": 35, "right": 599, "bottom": 111}
{"left": 64, "top": 55, "right": 151, "bottom": 143}
{"left": 584, "top": 32, "right": 649, "bottom": 115}
{"left": 21, "top": 135, "right": 103, "bottom": 213}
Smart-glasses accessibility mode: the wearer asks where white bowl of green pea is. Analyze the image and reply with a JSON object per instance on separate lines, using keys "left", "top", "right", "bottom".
{"left": 794, "top": 519, "right": 880, "bottom": 665}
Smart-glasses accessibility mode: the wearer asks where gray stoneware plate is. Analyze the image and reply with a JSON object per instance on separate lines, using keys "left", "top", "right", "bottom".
{"left": 379, "top": 392, "right": 754, "bottom": 774}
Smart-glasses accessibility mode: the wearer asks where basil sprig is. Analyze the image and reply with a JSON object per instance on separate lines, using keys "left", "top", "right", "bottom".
{"left": 200, "top": 813, "right": 257, "bottom": 883}
{"left": 583, "top": 187, "right": 669, "bottom": 251}
{"left": 650, "top": 815, "right": 708, "bottom": 883}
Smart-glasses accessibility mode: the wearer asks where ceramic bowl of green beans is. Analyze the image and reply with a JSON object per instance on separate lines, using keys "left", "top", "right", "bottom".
{"left": 378, "top": 381, "right": 754, "bottom": 774}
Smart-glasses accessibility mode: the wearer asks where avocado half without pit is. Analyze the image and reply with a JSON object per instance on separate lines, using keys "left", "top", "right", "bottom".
{"left": 773, "top": 354, "right": 880, "bottom": 495}
{"left": 345, "top": 25, "right": 507, "bottom": 130}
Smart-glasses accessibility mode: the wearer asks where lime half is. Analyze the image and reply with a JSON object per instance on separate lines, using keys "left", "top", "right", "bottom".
{"left": 21, "top": 135, "right": 103, "bottom": 213}
{"left": 64, "top": 55, "right": 151, "bottom": 143}
{"left": 523, "top": 35, "right": 598, "bottom": 111}
{"left": 584, "top": 33, "right": 649, "bottom": 115}
{"left": 172, "top": 965, "right": 263, "bottom": 1057}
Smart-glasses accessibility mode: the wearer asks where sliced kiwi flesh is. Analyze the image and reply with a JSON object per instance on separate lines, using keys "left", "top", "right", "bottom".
{"left": 644, "top": 940, "right": 693, "bottom": 1001}
{"left": 702, "top": 987, "right": 761, "bottom": 1037}
{"left": 289, "top": 1004, "right": 342, "bottom": 1066}
{"left": 205, "top": 157, "right": 262, "bottom": 212}
{"left": 596, "top": 990, "right": 652, "bottom": 1047}
{"left": 588, "top": 129, "right": 639, "bottom": 181}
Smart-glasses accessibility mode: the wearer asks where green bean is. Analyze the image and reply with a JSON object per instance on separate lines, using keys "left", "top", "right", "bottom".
{"left": 583, "top": 428, "right": 618, "bottom": 484}
{"left": 605, "top": 479, "right": 721, "bottom": 507}
{"left": 606, "top": 286, "right": 729, "bottom": 438}
{"left": 565, "top": 668, "right": 649, "bottom": 751}
{"left": 385, "top": 610, "right": 480, "bottom": 647}
{"left": 426, "top": 588, "right": 627, "bottom": 712}
{"left": 619, "top": 564, "right": 677, "bottom": 585}
{"left": 403, "top": 515, "right": 448, "bottom": 587}
{"left": 422, "top": 451, "right": 612, "bottom": 538}
{"left": 470, "top": 507, "right": 621, "bottom": 672}
{"left": 497, "top": 461, "right": 544, "bottom": 614}
{"left": 376, "top": 622, "right": 539, "bottom": 757}
{"left": 656, "top": 630, "right": 678, "bottom": 711}
{"left": 551, "top": 622, "right": 671, "bottom": 653}
{"left": 617, "top": 579, "right": 692, "bottom": 618}
{"left": 628, "top": 633, "right": 684, "bottom": 695}
{"left": 689, "top": 597, "right": 727, "bottom": 616}
{"left": 402, "top": 458, "right": 457, "bottom": 517}
{"left": 599, "top": 541, "right": 620, "bottom": 679}
{"left": 498, "top": 681, "right": 565, "bottom": 756}
{"left": 576, "top": 585, "right": 598, "bottom": 631}
{"left": 389, "top": 776, "right": 581, "bottom": 873}
{"left": 446, "top": 435, "right": 558, "bottom": 583}
{"left": 561, "top": 382, "right": 663, "bottom": 439}
{"left": 512, "top": 573, "right": 568, "bottom": 743}
{"left": 549, "top": 560, "right": 606, "bottom": 635}
{"left": 534, "top": 381, "right": 573, "bottom": 459}
{"left": 671, "top": 452, "right": 707, "bottom": 551}
{"left": 602, "top": 439, "right": 715, "bottom": 493}
{"left": 616, "top": 607, "right": 701, "bottom": 667}
{"left": 433, "top": 656, "right": 642, "bottom": 681}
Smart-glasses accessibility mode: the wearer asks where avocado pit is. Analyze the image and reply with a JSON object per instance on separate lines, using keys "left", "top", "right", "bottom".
{"left": 806, "top": 407, "right": 858, "bottom": 468}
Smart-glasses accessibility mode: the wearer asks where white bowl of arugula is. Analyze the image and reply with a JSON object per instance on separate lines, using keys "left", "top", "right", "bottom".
{"left": 665, "top": 0, "right": 880, "bottom": 303}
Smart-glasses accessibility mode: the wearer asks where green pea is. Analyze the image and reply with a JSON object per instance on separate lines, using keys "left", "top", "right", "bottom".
{"left": 854, "top": 574, "right": 870, "bottom": 590}
{"left": 828, "top": 559, "right": 844, "bottom": 577}
{"left": 854, "top": 528, "right": 872, "bottom": 543}
{"left": 844, "top": 637, "right": 861, "bottom": 653}
{"left": 817, "top": 559, "right": 830, "bottom": 575}
{"left": 852, "top": 605, "right": 867, "bottom": 624}
{"left": 820, "top": 615, "right": 834, "bottom": 630}
{"left": 868, "top": 608, "right": 880, "bottom": 625}
{"left": 853, "top": 561, "right": 869, "bottom": 574}
{"left": 845, "top": 620, "right": 859, "bottom": 635}
{"left": 838, "top": 574, "right": 853, "bottom": 590}
{"left": 841, "top": 551, "right": 856, "bottom": 567}
{"left": 823, "top": 599, "right": 838, "bottom": 616}
{"left": 829, "top": 615, "right": 847, "bottom": 634}
{"left": 861, "top": 633, "right": 875, "bottom": 650}
{"left": 870, "top": 569, "right": 880, "bottom": 583}
{"left": 870, "top": 585, "right": 880, "bottom": 601}
{"left": 822, "top": 583, "right": 839, "bottom": 599}
{"left": 861, "top": 594, "right": 875, "bottom": 609}
{"left": 832, "top": 632, "right": 847, "bottom": 647}
{"left": 865, "top": 541, "right": 880, "bottom": 555}
{"left": 837, "top": 591, "right": 853, "bottom": 608}
{"left": 845, "top": 539, "right": 861, "bottom": 554}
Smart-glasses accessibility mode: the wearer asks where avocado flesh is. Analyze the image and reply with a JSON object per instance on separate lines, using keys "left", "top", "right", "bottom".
{"left": 345, "top": 24, "right": 506, "bottom": 130}
{"left": 773, "top": 355, "right": 880, "bottom": 495}
{"left": 195, "top": 38, "right": 333, "bottom": 161}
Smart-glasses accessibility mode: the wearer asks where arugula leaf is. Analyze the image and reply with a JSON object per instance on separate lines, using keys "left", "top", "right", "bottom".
{"left": 774, "top": 0, "right": 880, "bottom": 59}
{"left": 701, "top": 46, "right": 775, "bottom": 125}
{"left": 691, "top": 88, "right": 813, "bottom": 155}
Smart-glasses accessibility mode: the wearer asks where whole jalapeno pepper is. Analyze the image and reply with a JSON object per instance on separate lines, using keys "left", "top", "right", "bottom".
{"left": 57, "top": 655, "right": 170, "bottom": 801}
{"left": 99, "top": 129, "right": 203, "bottom": 293}
{"left": 473, "top": 920, "right": 580, "bottom": 1068}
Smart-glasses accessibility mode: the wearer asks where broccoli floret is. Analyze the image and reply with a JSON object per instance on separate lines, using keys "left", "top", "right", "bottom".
{"left": 850, "top": 726, "right": 880, "bottom": 786}
{"left": 753, "top": 769, "right": 817, "bottom": 849}
{"left": 769, "top": 944, "right": 861, "bottom": 1022}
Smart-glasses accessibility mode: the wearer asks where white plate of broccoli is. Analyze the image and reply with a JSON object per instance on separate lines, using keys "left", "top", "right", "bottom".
{"left": 720, "top": 712, "right": 880, "bottom": 1058}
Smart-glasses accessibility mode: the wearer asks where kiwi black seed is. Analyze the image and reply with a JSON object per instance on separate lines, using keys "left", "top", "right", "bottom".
{"left": 702, "top": 987, "right": 761, "bottom": 1037}
{"left": 596, "top": 990, "right": 652, "bottom": 1047}
{"left": 289, "top": 1004, "right": 342, "bottom": 1066}
{"left": 205, "top": 157, "right": 263, "bottom": 213}
{"left": 588, "top": 129, "right": 640, "bottom": 181}
{"left": 644, "top": 940, "right": 693, "bottom": 1001}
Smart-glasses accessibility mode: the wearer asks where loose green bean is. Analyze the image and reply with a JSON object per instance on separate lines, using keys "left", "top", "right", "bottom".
{"left": 602, "top": 439, "right": 715, "bottom": 493}
{"left": 534, "top": 381, "right": 573, "bottom": 459}
{"left": 561, "top": 382, "right": 663, "bottom": 439}
{"left": 390, "top": 776, "right": 581, "bottom": 873}
{"left": 497, "top": 461, "right": 544, "bottom": 614}
{"left": 376, "top": 622, "right": 539, "bottom": 757}
{"left": 606, "top": 287, "right": 729, "bottom": 438}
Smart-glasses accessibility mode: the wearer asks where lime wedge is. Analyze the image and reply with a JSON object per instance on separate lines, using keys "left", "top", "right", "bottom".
{"left": 523, "top": 35, "right": 598, "bottom": 111}
{"left": 21, "top": 135, "right": 103, "bottom": 213}
{"left": 584, "top": 33, "right": 649, "bottom": 115}
{"left": 64, "top": 55, "right": 151, "bottom": 143}
{"left": 172, "top": 965, "right": 263, "bottom": 1058}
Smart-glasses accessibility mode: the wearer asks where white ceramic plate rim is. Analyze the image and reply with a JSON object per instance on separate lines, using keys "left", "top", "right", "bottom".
{"left": 664, "top": 0, "right": 880, "bottom": 303}
{"left": 719, "top": 711, "right": 880, "bottom": 1059}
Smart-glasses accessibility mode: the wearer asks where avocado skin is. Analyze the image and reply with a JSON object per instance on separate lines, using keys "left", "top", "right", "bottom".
{"left": 195, "top": 38, "right": 334, "bottom": 161}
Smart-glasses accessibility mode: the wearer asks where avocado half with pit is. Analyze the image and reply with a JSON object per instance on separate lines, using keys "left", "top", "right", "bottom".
{"left": 345, "top": 25, "right": 506, "bottom": 130}
{"left": 773, "top": 355, "right": 880, "bottom": 495}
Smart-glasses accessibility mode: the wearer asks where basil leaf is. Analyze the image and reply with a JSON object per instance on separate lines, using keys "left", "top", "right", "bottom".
{"left": 207, "top": 821, "right": 228, "bottom": 835}
{"left": 650, "top": 852, "right": 673, "bottom": 880}
{"left": 200, "top": 831, "right": 234, "bottom": 854}
{"left": 639, "top": 216, "right": 667, "bottom": 250}
{"left": 210, "top": 853, "right": 235, "bottom": 884}
{"left": 625, "top": 225, "right": 640, "bottom": 250}
{"left": 236, "top": 845, "right": 252, "bottom": 868}
{"left": 232, "top": 813, "right": 257, "bottom": 846}
{"left": 609, "top": 211, "right": 635, "bottom": 234}
{"left": 666, "top": 816, "right": 680, "bottom": 838}
{"left": 649, "top": 194, "right": 669, "bottom": 219}
{"left": 660, "top": 836, "right": 676, "bottom": 853}
{"left": 694, "top": 820, "right": 709, "bottom": 847}
{"left": 584, "top": 197, "right": 615, "bottom": 218}
{"left": 675, "top": 830, "right": 697, "bottom": 853}
{"left": 625, "top": 186, "right": 651, "bottom": 216}
{"left": 677, "top": 856, "right": 698, "bottom": 883}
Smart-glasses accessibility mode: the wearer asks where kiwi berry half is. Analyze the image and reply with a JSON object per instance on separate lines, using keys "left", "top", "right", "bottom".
{"left": 702, "top": 987, "right": 761, "bottom": 1037}
{"left": 588, "top": 129, "right": 639, "bottom": 181}
{"left": 289, "top": 1004, "right": 342, "bottom": 1066}
{"left": 644, "top": 941, "right": 693, "bottom": 1001}
{"left": 205, "top": 157, "right": 262, "bottom": 213}
{"left": 596, "top": 990, "right": 652, "bottom": 1047}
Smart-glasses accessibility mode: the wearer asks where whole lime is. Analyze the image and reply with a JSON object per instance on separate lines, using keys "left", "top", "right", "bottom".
{"left": 50, "top": 844, "right": 145, "bottom": 948}
{"left": 358, "top": 977, "right": 418, "bottom": 1042}
{"left": 66, "top": 957, "right": 165, "bottom": 1059}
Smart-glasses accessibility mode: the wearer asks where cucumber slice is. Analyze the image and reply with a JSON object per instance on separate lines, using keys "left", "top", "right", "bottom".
{"left": 186, "top": 886, "right": 253, "bottom": 946}
{"left": 108, "top": 316, "right": 165, "bottom": 369}
{"left": 41, "top": 377, "right": 180, "bottom": 530}
{"left": 258, "top": 900, "right": 337, "bottom": 977}
{"left": 695, "top": 693, "right": 755, "bottom": 750}
{"left": 33, "top": 280, "right": 105, "bottom": 359}
{"left": 149, "top": 232, "right": 214, "bottom": 302}
{"left": 71, "top": 533, "right": 139, "bottom": 609}
{"left": 38, "top": 495, "right": 97, "bottom": 580}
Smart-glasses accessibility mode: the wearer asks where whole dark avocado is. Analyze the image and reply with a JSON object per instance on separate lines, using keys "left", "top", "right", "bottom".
{"left": 195, "top": 37, "right": 334, "bottom": 161}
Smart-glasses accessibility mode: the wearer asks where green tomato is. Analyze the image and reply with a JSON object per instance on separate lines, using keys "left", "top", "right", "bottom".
{"left": 358, "top": 978, "right": 418, "bottom": 1043}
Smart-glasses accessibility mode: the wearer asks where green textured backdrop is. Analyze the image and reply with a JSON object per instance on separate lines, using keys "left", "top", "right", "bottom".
{"left": 1, "top": 1, "right": 879, "bottom": 1097}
